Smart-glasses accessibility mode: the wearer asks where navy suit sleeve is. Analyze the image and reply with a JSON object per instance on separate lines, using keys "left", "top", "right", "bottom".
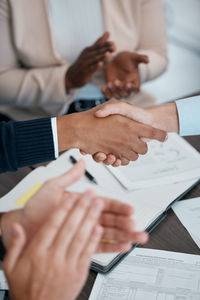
{"left": 0, "top": 118, "right": 55, "bottom": 173}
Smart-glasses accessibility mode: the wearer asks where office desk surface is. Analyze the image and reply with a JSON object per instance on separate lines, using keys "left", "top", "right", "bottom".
{"left": 78, "top": 135, "right": 200, "bottom": 300}
{"left": 0, "top": 136, "right": 199, "bottom": 300}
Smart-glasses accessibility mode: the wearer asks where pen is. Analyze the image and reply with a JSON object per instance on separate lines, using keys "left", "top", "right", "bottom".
{"left": 69, "top": 155, "right": 98, "bottom": 185}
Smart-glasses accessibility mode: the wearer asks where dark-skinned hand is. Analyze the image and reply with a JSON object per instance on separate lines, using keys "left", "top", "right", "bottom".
{"left": 65, "top": 32, "right": 115, "bottom": 90}
{"left": 101, "top": 51, "right": 149, "bottom": 99}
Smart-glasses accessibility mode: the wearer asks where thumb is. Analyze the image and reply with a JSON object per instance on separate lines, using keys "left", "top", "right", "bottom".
{"left": 95, "top": 31, "right": 110, "bottom": 44}
{"left": 53, "top": 160, "right": 85, "bottom": 190}
{"left": 133, "top": 53, "right": 149, "bottom": 65}
{"left": 3, "top": 223, "right": 26, "bottom": 274}
{"left": 95, "top": 101, "right": 153, "bottom": 126}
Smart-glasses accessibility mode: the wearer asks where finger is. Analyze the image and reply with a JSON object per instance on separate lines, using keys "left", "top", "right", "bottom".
{"left": 79, "top": 225, "right": 103, "bottom": 269}
{"left": 120, "top": 157, "right": 130, "bottom": 166}
{"left": 101, "top": 86, "right": 113, "bottom": 99}
{"left": 102, "top": 197, "right": 134, "bottom": 216}
{"left": 80, "top": 150, "right": 87, "bottom": 155}
{"left": 95, "top": 101, "right": 153, "bottom": 125}
{"left": 126, "top": 82, "right": 135, "bottom": 94}
{"left": 131, "top": 79, "right": 140, "bottom": 92}
{"left": 122, "top": 149, "right": 139, "bottom": 162}
{"left": 114, "top": 80, "right": 125, "bottom": 98}
{"left": 102, "top": 154, "right": 116, "bottom": 165}
{"left": 133, "top": 54, "right": 149, "bottom": 65}
{"left": 93, "top": 152, "right": 107, "bottom": 163}
{"left": 139, "top": 125, "right": 167, "bottom": 142}
{"left": 130, "top": 139, "right": 148, "bottom": 155}
{"left": 100, "top": 213, "right": 135, "bottom": 232}
{"left": 102, "top": 228, "right": 149, "bottom": 244}
{"left": 94, "top": 32, "right": 110, "bottom": 44}
{"left": 89, "top": 42, "right": 114, "bottom": 55}
{"left": 88, "top": 61, "right": 103, "bottom": 74}
{"left": 46, "top": 160, "right": 85, "bottom": 190}
{"left": 114, "top": 80, "right": 130, "bottom": 98}
{"left": 67, "top": 198, "right": 103, "bottom": 260}
{"left": 86, "top": 53, "right": 108, "bottom": 67}
{"left": 93, "top": 43, "right": 114, "bottom": 53}
{"left": 97, "top": 241, "right": 132, "bottom": 253}
{"left": 109, "top": 82, "right": 121, "bottom": 99}
{"left": 52, "top": 190, "right": 96, "bottom": 254}
{"left": 112, "top": 158, "right": 122, "bottom": 167}
{"left": 3, "top": 224, "right": 26, "bottom": 274}
{"left": 27, "top": 196, "right": 76, "bottom": 252}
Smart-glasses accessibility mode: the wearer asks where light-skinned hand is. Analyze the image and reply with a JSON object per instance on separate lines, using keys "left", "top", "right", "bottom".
{"left": 3, "top": 193, "right": 104, "bottom": 300}
{"left": 1, "top": 160, "right": 148, "bottom": 253}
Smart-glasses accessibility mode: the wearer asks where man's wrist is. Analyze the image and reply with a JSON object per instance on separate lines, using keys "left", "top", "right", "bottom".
{"left": 57, "top": 114, "right": 81, "bottom": 152}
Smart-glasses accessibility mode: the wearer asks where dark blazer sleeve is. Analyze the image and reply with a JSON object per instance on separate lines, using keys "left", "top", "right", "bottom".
{"left": 0, "top": 118, "right": 55, "bottom": 173}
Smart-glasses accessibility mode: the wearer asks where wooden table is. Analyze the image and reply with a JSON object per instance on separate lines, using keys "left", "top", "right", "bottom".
{"left": 0, "top": 136, "right": 200, "bottom": 300}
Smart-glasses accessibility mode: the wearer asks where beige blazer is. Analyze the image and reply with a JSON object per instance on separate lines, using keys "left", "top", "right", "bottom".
{"left": 0, "top": 0, "right": 168, "bottom": 117}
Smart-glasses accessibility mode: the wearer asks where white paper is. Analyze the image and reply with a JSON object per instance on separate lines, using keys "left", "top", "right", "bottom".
{"left": 0, "top": 148, "right": 198, "bottom": 267}
{"left": 89, "top": 248, "right": 200, "bottom": 300}
{"left": 106, "top": 134, "right": 200, "bottom": 190}
{"left": 172, "top": 197, "right": 200, "bottom": 248}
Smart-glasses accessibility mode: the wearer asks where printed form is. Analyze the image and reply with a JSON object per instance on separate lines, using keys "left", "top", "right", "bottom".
{"left": 89, "top": 248, "right": 200, "bottom": 300}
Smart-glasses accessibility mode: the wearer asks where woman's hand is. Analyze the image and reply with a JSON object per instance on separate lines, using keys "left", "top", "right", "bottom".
{"left": 101, "top": 51, "right": 149, "bottom": 99}
{"left": 65, "top": 32, "right": 115, "bottom": 89}
{"left": 3, "top": 193, "right": 104, "bottom": 300}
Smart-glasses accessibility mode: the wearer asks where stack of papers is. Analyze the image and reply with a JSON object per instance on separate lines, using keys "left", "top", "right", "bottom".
{"left": 89, "top": 248, "right": 200, "bottom": 300}
{"left": 172, "top": 197, "right": 200, "bottom": 248}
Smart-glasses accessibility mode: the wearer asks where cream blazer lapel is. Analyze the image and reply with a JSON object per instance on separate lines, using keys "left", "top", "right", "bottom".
{"left": 9, "top": 0, "right": 63, "bottom": 67}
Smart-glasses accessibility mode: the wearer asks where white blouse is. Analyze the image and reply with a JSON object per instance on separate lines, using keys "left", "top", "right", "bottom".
{"left": 46, "top": 0, "right": 104, "bottom": 64}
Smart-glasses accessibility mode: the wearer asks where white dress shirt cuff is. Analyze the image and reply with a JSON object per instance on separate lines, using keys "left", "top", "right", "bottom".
{"left": 51, "top": 117, "right": 59, "bottom": 158}
{"left": 175, "top": 96, "right": 200, "bottom": 136}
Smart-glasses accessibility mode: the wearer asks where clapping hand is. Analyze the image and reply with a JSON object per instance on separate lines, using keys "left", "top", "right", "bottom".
{"left": 1, "top": 161, "right": 148, "bottom": 253}
{"left": 65, "top": 32, "right": 115, "bottom": 89}
{"left": 101, "top": 51, "right": 149, "bottom": 99}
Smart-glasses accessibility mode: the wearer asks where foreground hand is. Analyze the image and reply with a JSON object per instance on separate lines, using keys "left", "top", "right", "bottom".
{"left": 1, "top": 161, "right": 148, "bottom": 253}
{"left": 65, "top": 32, "right": 115, "bottom": 89}
{"left": 90, "top": 100, "right": 167, "bottom": 166}
{"left": 4, "top": 194, "right": 104, "bottom": 300}
{"left": 102, "top": 51, "right": 149, "bottom": 99}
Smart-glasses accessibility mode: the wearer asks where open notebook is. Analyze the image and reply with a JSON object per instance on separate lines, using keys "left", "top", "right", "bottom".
{"left": 0, "top": 134, "right": 199, "bottom": 273}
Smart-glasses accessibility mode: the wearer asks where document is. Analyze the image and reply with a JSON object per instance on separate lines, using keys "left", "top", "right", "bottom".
{"left": 107, "top": 134, "right": 200, "bottom": 190}
{"left": 0, "top": 147, "right": 198, "bottom": 271}
{"left": 172, "top": 197, "right": 200, "bottom": 248}
{"left": 89, "top": 248, "right": 200, "bottom": 300}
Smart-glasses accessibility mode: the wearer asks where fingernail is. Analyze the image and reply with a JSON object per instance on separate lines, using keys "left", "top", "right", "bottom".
{"left": 107, "top": 159, "right": 114, "bottom": 164}
{"left": 164, "top": 134, "right": 168, "bottom": 142}
{"left": 97, "top": 153, "right": 105, "bottom": 160}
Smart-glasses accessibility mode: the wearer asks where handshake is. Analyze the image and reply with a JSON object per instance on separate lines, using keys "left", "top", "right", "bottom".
{"left": 58, "top": 100, "right": 178, "bottom": 167}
